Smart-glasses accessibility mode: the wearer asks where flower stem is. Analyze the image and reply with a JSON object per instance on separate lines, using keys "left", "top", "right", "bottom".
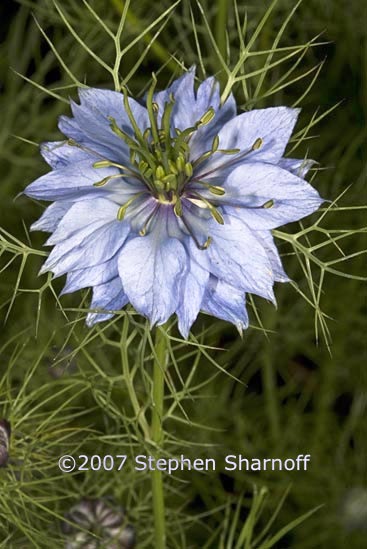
{"left": 261, "top": 307, "right": 280, "bottom": 444}
{"left": 151, "top": 326, "right": 168, "bottom": 548}
{"left": 215, "top": 0, "right": 228, "bottom": 61}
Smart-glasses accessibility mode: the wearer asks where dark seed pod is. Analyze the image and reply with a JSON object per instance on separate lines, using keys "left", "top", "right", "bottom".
{"left": 342, "top": 488, "right": 367, "bottom": 531}
{"left": 62, "top": 498, "right": 136, "bottom": 548}
{"left": 0, "top": 419, "right": 11, "bottom": 467}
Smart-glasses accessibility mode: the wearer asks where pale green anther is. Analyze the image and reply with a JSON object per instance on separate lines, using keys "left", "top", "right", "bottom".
{"left": 130, "top": 150, "right": 136, "bottom": 165}
{"left": 208, "top": 185, "right": 226, "bottom": 196}
{"left": 139, "top": 160, "right": 149, "bottom": 174}
{"left": 218, "top": 148, "right": 240, "bottom": 155}
{"left": 252, "top": 137, "right": 263, "bottom": 150}
{"left": 143, "top": 128, "right": 151, "bottom": 140}
{"left": 210, "top": 208, "right": 225, "bottom": 225}
{"left": 184, "top": 162, "right": 193, "bottom": 177}
{"left": 262, "top": 199, "right": 274, "bottom": 209}
{"left": 202, "top": 236, "right": 212, "bottom": 250}
{"left": 197, "top": 107, "right": 215, "bottom": 127}
{"left": 168, "top": 160, "right": 178, "bottom": 175}
{"left": 162, "top": 173, "right": 176, "bottom": 188}
{"left": 117, "top": 205, "right": 127, "bottom": 220}
{"left": 174, "top": 198, "right": 183, "bottom": 217}
{"left": 152, "top": 102, "right": 159, "bottom": 114}
{"left": 212, "top": 135, "right": 220, "bottom": 152}
{"left": 145, "top": 168, "right": 153, "bottom": 179}
{"left": 155, "top": 165, "right": 165, "bottom": 179}
{"left": 93, "top": 160, "right": 112, "bottom": 168}
{"left": 93, "top": 176, "right": 111, "bottom": 187}
{"left": 176, "top": 156, "right": 185, "bottom": 172}
{"left": 158, "top": 130, "right": 166, "bottom": 141}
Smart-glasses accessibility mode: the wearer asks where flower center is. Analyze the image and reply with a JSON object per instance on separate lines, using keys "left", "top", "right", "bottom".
{"left": 72, "top": 77, "right": 273, "bottom": 248}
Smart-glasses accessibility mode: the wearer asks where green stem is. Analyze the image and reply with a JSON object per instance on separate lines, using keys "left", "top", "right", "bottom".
{"left": 215, "top": 0, "right": 228, "bottom": 61}
{"left": 151, "top": 326, "right": 168, "bottom": 548}
{"left": 261, "top": 308, "right": 280, "bottom": 444}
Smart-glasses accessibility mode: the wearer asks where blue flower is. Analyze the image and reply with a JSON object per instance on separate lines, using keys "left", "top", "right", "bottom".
{"left": 25, "top": 69, "right": 323, "bottom": 337}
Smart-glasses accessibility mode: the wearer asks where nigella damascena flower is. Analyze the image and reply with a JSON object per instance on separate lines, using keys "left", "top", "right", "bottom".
{"left": 24, "top": 69, "right": 323, "bottom": 337}
{"left": 0, "top": 419, "right": 11, "bottom": 467}
{"left": 61, "top": 498, "right": 135, "bottom": 548}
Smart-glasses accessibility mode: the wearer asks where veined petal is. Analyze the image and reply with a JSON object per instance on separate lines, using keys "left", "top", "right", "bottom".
{"left": 220, "top": 162, "right": 323, "bottom": 229}
{"left": 86, "top": 277, "right": 128, "bottom": 326}
{"left": 40, "top": 141, "right": 93, "bottom": 168}
{"left": 118, "top": 230, "right": 187, "bottom": 326}
{"left": 24, "top": 161, "right": 119, "bottom": 201}
{"left": 61, "top": 256, "right": 119, "bottom": 294}
{"left": 196, "top": 106, "right": 300, "bottom": 177}
{"left": 68, "top": 88, "right": 148, "bottom": 163}
{"left": 154, "top": 69, "right": 196, "bottom": 130}
{"left": 42, "top": 201, "right": 129, "bottom": 276}
{"left": 254, "top": 231, "right": 289, "bottom": 282}
{"left": 201, "top": 277, "right": 249, "bottom": 332}
{"left": 46, "top": 198, "right": 120, "bottom": 245}
{"left": 176, "top": 247, "right": 210, "bottom": 338}
{"left": 196, "top": 215, "right": 275, "bottom": 301}
{"left": 30, "top": 200, "right": 73, "bottom": 232}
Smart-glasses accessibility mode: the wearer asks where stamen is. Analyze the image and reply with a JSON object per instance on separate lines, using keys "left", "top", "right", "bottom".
{"left": 93, "top": 174, "right": 127, "bottom": 187}
{"left": 196, "top": 107, "right": 215, "bottom": 127}
{"left": 193, "top": 137, "right": 263, "bottom": 180}
{"left": 180, "top": 216, "right": 212, "bottom": 250}
{"left": 139, "top": 205, "right": 159, "bottom": 236}
{"left": 190, "top": 192, "right": 225, "bottom": 225}
{"left": 117, "top": 192, "right": 145, "bottom": 221}
{"left": 92, "top": 158, "right": 141, "bottom": 181}
{"left": 194, "top": 181, "right": 226, "bottom": 195}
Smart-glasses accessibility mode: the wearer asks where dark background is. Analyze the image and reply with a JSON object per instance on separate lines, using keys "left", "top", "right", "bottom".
{"left": 0, "top": 0, "right": 366, "bottom": 547}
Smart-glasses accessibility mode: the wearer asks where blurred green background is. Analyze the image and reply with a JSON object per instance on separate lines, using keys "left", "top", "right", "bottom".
{"left": 0, "top": 0, "right": 366, "bottom": 547}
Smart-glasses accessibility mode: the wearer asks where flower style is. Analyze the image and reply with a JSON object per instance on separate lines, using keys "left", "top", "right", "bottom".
{"left": 25, "top": 69, "right": 323, "bottom": 337}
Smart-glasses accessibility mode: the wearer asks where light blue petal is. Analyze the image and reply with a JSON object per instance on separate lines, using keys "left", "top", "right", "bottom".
{"left": 196, "top": 107, "right": 300, "bottom": 178}
{"left": 254, "top": 231, "right": 289, "bottom": 282}
{"left": 118, "top": 231, "right": 187, "bottom": 326}
{"left": 201, "top": 277, "right": 249, "bottom": 332}
{"left": 196, "top": 215, "right": 275, "bottom": 301}
{"left": 25, "top": 162, "right": 144, "bottom": 203}
{"left": 86, "top": 277, "right": 128, "bottom": 326}
{"left": 278, "top": 157, "right": 315, "bottom": 177}
{"left": 190, "top": 80, "right": 237, "bottom": 160}
{"left": 176, "top": 247, "right": 210, "bottom": 338}
{"left": 70, "top": 88, "right": 148, "bottom": 162}
{"left": 24, "top": 161, "right": 118, "bottom": 201}
{"left": 40, "top": 141, "right": 93, "bottom": 168}
{"left": 41, "top": 200, "right": 129, "bottom": 276}
{"left": 77, "top": 87, "right": 149, "bottom": 133}
{"left": 30, "top": 200, "right": 73, "bottom": 232}
{"left": 220, "top": 162, "right": 323, "bottom": 229}
{"left": 154, "top": 69, "right": 196, "bottom": 130}
{"left": 46, "top": 198, "right": 119, "bottom": 245}
{"left": 61, "top": 256, "right": 119, "bottom": 294}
